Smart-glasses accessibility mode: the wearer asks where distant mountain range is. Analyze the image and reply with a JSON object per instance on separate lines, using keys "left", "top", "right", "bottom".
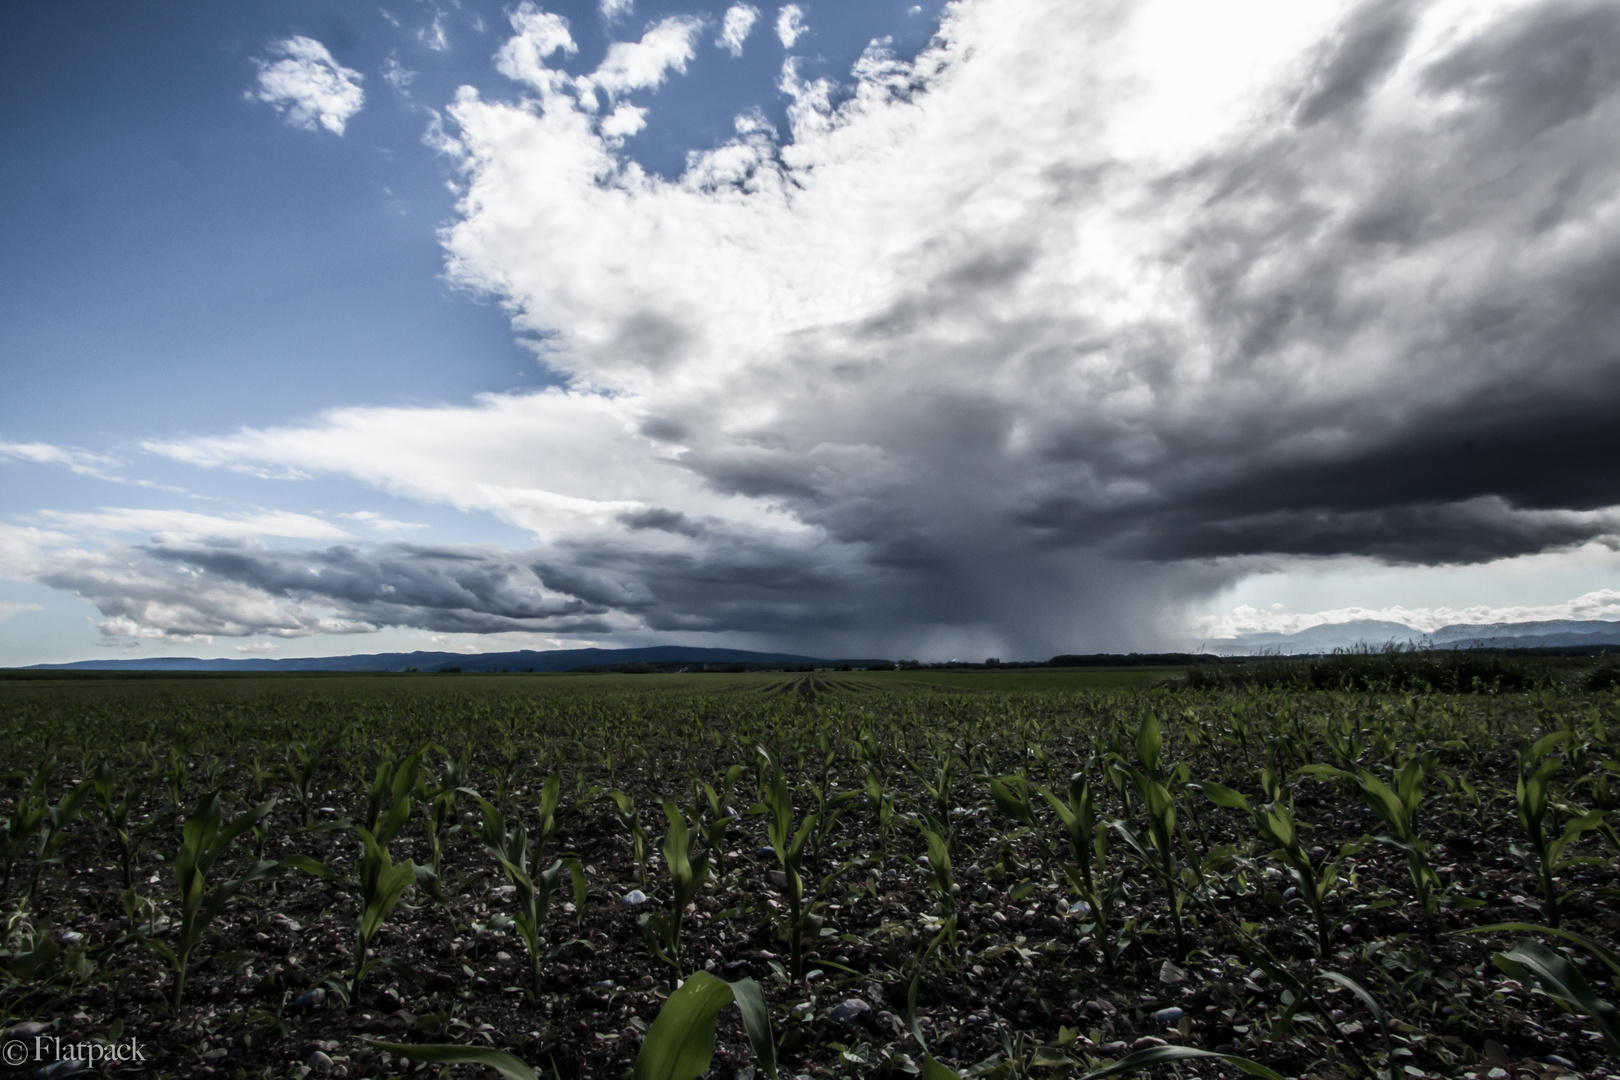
{"left": 22, "top": 645, "right": 842, "bottom": 673}
{"left": 1208, "top": 618, "right": 1620, "bottom": 655}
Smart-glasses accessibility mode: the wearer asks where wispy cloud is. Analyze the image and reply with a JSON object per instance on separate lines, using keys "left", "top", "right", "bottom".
{"left": 381, "top": 55, "right": 416, "bottom": 92}
{"left": 0, "top": 439, "right": 122, "bottom": 481}
{"left": 36, "top": 508, "right": 354, "bottom": 543}
{"left": 340, "top": 510, "right": 430, "bottom": 533}
{"left": 0, "top": 601, "right": 42, "bottom": 622}
{"left": 717, "top": 5, "right": 760, "bottom": 57}
{"left": 599, "top": 0, "right": 634, "bottom": 22}
{"left": 249, "top": 36, "right": 365, "bottom": 134}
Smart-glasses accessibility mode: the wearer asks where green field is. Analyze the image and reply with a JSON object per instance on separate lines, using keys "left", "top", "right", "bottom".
{"left": 0, "top": 663, "right": 1616, "bottom": 1079}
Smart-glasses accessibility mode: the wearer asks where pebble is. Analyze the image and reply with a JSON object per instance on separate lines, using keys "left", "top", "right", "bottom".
{"left": 1132, "top": 1037, "right": 1168, "bottom": 1051}
{"left": 768, "top": 870, "right": 789, "bottom": 889}
{"left": 621, "top": 890, "right": 648, "bottom": 906}
{"left": 6, "top": 1021, "right": 49, "bottom": 1040}
{"left": 1159, "top": 960, "right": 1188, "bottom": 985}
{"left": 1282, "top": 887, "right": 1299, "bottom": 900}
{"left": 1544, "top": 1055, "right": 1575, "bottom": 1069}
{"left": 291, "top": 988, "right": 326, "bottom": 1012}
{"left": 1154, "top": 1007, "right": 1184, "bottom": 1025}
{"left": 1099, "top": 1041, "right": 1128, "bottom": 1055}
{"left": 755, "top": 847, "right": 776, "bottom": 860}
{"left": 308, "top": 1050, "right": 335, "bottom": 1075}
{"left": 1069, "top": 900, "right": 1092, "bottom": 916}
{"left": 828, "top": 999, "right": 871, "bottom": 1023}
{"left": 595, "top": 979, "right": 615, "bottom": 989}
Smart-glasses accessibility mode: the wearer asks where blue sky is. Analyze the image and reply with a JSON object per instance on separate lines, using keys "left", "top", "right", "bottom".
{"left": 3, "top": 0, "right": 1619, "bottom": 664}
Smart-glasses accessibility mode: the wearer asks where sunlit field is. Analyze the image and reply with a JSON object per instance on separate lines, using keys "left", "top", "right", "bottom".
{"left": 2, "top": 662, "right": 1617, "bottom": 1079}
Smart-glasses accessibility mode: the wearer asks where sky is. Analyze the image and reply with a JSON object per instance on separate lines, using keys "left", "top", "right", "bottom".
{"left": 2, "top": 0, "right": 1619, "bottom": 665}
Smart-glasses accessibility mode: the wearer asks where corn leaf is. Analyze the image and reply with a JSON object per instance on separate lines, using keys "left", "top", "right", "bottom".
{"left": 365, "top": 1040, "right": 536, "bottom": 1080}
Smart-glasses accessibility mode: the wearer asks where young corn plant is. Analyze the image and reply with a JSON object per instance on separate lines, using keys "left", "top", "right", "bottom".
{"left": 1512, "top": 733, "right": 1609, "bottom": 928}
{"left": 92, "top": 760, "right": 140, "bottom": 890}
{"left": 1201, "top": 779, "right": 1340, "bottom": 956}
{"left": 903, "top": 746, "right": 958, "bottom": 853}
{"left": 3, "top": 759, "right": 53, "bottom": 898}
{"left": 1110, "top": 716, "right": 1189, "bottom": 956}
{"left": 148, "top": 791, "right": 317, "bottom": 1009}
{"left": 918, "top": 826, "right": 957, "bottom": 955}
{"left": 696, "top": 764, "right": 744, "bottom": 878}
{"left": 863, "top": 769, "right": 897, "bottom": 862}
{"left": 1307, "top": 756, "right": 1440, "bottom": 935}
{"left": 418, "top": 752, "right": 465, "bottom": 887}
{"left": 1037, "top": 771, "right": 1125, "bottom": 977}
{"left": 756, "top": 746, "right": 819, "bottom": 982}
{"left": 22, "top": 774, "right": 93, "bottom": 904}
{"left": 350, "top": 827, "right": 417, "bottom": 1005}
{"left": 473, "top": 777, "right": 580, "bottom": 999}
{"left": 606, "top": 789, "right": 651, "bottom": 886}
{"left": 281, "top": 733, "right": 340, "bottom": 829}
{"left": 350, "top": 749, "right": 423, "bottom": 1003}
{"left": 641, "top": 801, "right": 711, "bottom": 980}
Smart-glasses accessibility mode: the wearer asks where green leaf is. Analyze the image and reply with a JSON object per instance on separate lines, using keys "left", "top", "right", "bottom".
{"left": 280, "top": 855, "right": 328, "bottom": 877}
{"left": 1458, "top": 922, "right": 1620, "bottom": 977}
{"left": 633, "top": 970, "right": 736, "bottom": 1080}
{"left": 923, "top": 1056, "right": 962, "bottom": 1080}
{"left": 729, "top": 977, "right": 777, "bottom": 1080}
{"left": 1135, "top": 716, "right": 1161, "bottom": 777}
{"left": 365, "top": 1040, "right": 536, "bottom": 1080}
{"left": 1077, "top": 1045, "right": 1284, "bottom": 1080}
{"left": 1494, "top": 939, "right": 1620, "bottom": 1052}
{"left": 1198, "top": 782, "right": 1250, "bottom": 812}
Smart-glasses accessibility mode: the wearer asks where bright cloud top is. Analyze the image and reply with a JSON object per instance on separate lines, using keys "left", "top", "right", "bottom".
{"left": 41, "top": 0, "right": 1620, "bottom": 656}
{"left": 250, "top": 36, "right": 365, "bottom": 134}
{"left": 717, "top": 4, "right": 760, "bottom": 57}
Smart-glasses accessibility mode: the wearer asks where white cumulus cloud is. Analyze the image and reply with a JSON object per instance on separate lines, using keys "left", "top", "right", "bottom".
{"left": 775, "top": 4, "right": 806, "bottom": 47}
{"left": 250, "top": 36, "right": 365, "bottom": 134}
{"left": 717, "top": 4, "right": 760, "bottom": 56}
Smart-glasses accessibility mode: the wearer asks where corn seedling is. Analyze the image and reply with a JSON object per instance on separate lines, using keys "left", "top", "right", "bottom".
{"left": 350, "top": 826, "right": 417, "bottom": 1005}
{"left": 3, "top": 760, "right": 52, "bottom": 898}
{"left": 1201, "top": 778, "right": 1341, "bottom": 956}
{"left": 349, "top": 749, "right": 422, "bottom": 1003}
{"left": 473, "top": 779, "right": 582, "bottom": 998}
{"left": 22, "top": 774, "right": 92, "bottom": 904}
{"left": 147, "top": 791, "right": 317, "bottom": 1009}
{"left": 1110, "top": 716, "right": 1189, "bottom": 956}
{"left": 606, "top": 788, "right": 651, "bottom": 886}
{"left": 756, "top": 745, "right": 819, "bottom": 982}
{"left": 1512, "top": 732, "right": 1609, "bottom": 927}
{"left": 92, "top": 760, "right": 139, "bottom": 890}
{"left": 641, "top": 801, "right": 711, "bottom": 979}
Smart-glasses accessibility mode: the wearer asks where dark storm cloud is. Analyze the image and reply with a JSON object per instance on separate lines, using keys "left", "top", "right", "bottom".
{"left": 1038, "top": 0, "right": 1620, "bottom": 566}
{"left": 84, "top": 0, "right": 1620, "bottom": 656}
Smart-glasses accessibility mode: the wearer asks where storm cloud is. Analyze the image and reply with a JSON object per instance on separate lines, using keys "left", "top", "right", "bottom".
{"left": 39, "top": 0, "right": 1620, "bottom": 655}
